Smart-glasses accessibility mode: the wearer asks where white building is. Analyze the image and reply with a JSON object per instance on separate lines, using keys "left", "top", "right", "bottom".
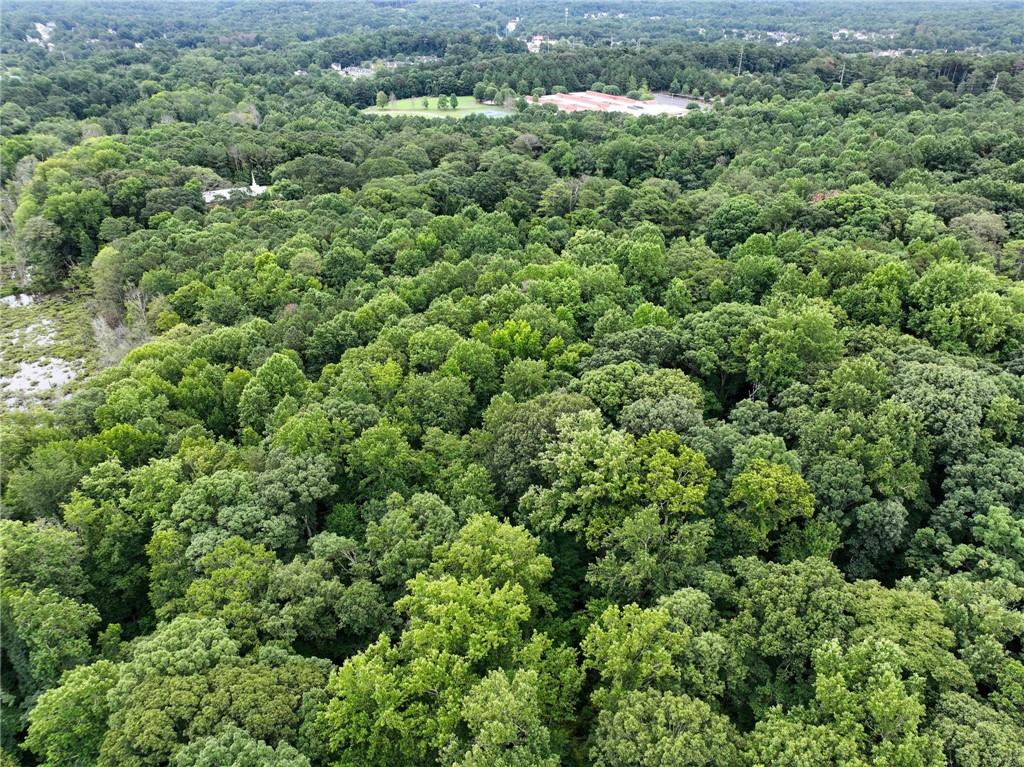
{"left": 202, "top": 172, "right": 267, "bottom": 204}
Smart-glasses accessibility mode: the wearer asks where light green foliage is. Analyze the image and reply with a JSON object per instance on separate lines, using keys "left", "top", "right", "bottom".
{"left": 707, "top": 195, "right": 763, "bottom": 252}
{"left": 366, "top": 492, "right": 461, "bottom": 589}
{"left": 583, "top": 589, "right": 732, "bottom": 710}
{"left": 592, "top": 689, "right": 742, "bottom": 767}
{"left": 848, "top": 580, "right": 973, "bottom": 693}
{"left": 394, "top": 371, "right": 474, "bottom": 432}
{"left": 238, "top": 352, "right": 309, "bottom": 434}
{"left": 526, "top": 411, "right": 711, "bottom": 546}
{"left": 748, "top": 639, "right": 945, "bottom": 767}
{"left": 408, "top": 324, "right": 462, "bottom": 371}
{"left": 2, "top": 587, "right": 100, "bottom": 695}
{"left": 24, "top": 660, "right": 119, "bottom": 767}
{"left": 396, "top": 574, "right": 531, "bottom": 665}
{"left": 447, "top": 670, "right": 560, "bottom": 767}
{"left": 574, "top": 363, "right": 702, "bottom": 420}
{"left": 313, "top": 515, "right": 576, "bottom": 767}
{"left": 316, "top": 576, "right": 533, "bottom": 765}
{"left": 747, "top": 301, "right": 845, "bottom": 393}
{"left": 162, "top": 468, "right": 300, "bottom": 561}
{"left": 524, "top": 411, "right": 715, "bottom": 599}
{"left": 346, "top": 418, "right": 416, "bottom": 498}
{"left": 726, "top": 557, "right": 855, "bottom": 713}
{"left": 724, "top": 458, "right": 816, "bottom": 555}
{"left": 146, "top": 528, "right": 190, "bottom": 617}
{"left": 943, "top": 506, "right": 1024, "bottom": 586}
{"left": 429, "top": 513, "right": 554, "bottom": 614}
{"left": 2, "top": 440, "right": 89, "bottom": 520}
{"left": 931, "top": 692, "right": 1024, "bottom": 767}
{"left": 908, "top": 260, "right": 1021, "bottom": 355}
{"left": 171, "top": 726, "right": 311, "bottom": 767}
{"left": 180, "top": 537, "right": 283, "bottom": 648}
{"left": 41, "top": 188, "right": 109, "bottom": 270}
{"left": 0, "top": 520, "right": 87, "bottom": 596}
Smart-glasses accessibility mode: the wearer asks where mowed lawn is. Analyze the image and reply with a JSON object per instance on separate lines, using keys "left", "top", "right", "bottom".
{"left": 362, "top": 97, "right": 513, "bottom": 118}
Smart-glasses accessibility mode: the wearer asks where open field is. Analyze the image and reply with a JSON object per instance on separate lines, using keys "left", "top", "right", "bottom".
{"left": 362, "top": 97, "right": 513, "bottom": 118}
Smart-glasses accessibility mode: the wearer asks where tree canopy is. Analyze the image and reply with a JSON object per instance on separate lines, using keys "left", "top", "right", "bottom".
{"left": 2, "top": 1, "right": 1023, "bottom": 765}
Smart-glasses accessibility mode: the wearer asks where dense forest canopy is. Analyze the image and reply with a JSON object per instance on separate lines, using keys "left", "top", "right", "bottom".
{"left": 2, "top": 1, "right": 1024, "bottom": 766}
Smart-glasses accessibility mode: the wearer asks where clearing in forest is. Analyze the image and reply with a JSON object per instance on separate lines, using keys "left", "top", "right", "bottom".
{"left": 362, "top": 96, "right": 514, "bottom": 118}
{"left": 0, "top": 293, "right": 93, "bottom": 411}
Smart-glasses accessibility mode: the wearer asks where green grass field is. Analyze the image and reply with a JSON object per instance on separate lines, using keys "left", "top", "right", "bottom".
{"left": 362, "top": 97, "right": 513, "bottom": 118}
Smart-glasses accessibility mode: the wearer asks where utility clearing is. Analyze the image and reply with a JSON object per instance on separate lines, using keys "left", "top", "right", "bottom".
{"left": 0, "top": 293, "right": 93, "bottom": 411}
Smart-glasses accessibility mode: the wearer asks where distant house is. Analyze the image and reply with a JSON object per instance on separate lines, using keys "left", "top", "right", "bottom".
{"left": 526, "top": 35, "right": 546, "bottom": 53}
{"left": 332, "top": 63, "right": 375, "bottom": 78}
{"left": 331, "top": 56, "right": 437, "bottom": 78}
{"left": 202, "top": 172, "right": 267, "bottom": 204}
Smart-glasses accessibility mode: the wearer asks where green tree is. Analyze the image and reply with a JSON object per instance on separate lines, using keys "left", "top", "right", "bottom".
{"left": 592, "top": 689, "right": 742, "bottom": 767}
{"left": 98, "top": 616, "right": 329, "bottom": 767}
{"left": 2, "top": 587, "right": 100, "bottom": 696}
{"left": 585, "top": 589, "right": 731, "bottom": 706}
{"left": 237, "top": 352, "right": 308, "bottom": 434}
{"left": 429, "top": 513, "right": 555, "bottom": 616}
{"left": 931, "top": 692, "right": 1024, "bottom": 767}
{"left": 24, "top": 660, "right": 119, "bottom": 767}
{"left": 312, "top": 514, "right": 577, "bottom": 767}
{"left": 346, "top": 419, "right": 416, "bottom": 499}
{"left": 365, "top": 492, "right": 461, "bottom": 590}
{"left": 172, "top": 726, "right": 309, "bottom": 767}
{"left": 724, "top": 459, "right": 817, "bottom": 555}
{"left": 706, "top": 195, "right": 762, "bottom": 253}
{"left": 0, "top": 520, "right": 87, "bottom": 597}
{"left": 41, "top": 188, "right": 110, "bottom": 271}
{"left": 17, "top": 216, "right": 64, "bottom": 289}
{"left": 448, "top": 670, "right": 559, "bottom": 767}
{"left": 747, "top": 639, "right": 945, "bottom": 767}
{"left": 747, "top": 302, "right": 845, "bottom": 393}
{"left": 523, "top": 412, "right": 714, "bottom": 600}
{"left": 725, "top": 556, "right": 854, "bottom": 715}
